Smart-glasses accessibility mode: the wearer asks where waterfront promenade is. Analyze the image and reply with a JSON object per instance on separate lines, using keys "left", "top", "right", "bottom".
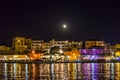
{"left": 0, "top": 59, "right": 120, "bottom": 63}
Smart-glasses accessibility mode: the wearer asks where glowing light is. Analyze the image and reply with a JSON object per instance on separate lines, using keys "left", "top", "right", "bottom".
{"left": 63, "top": 24, "right": 67, "bottom": 28}
{"left": 67, "top": 56, "right": 70, "bottom": 59}
{"left": 32, "top": 50, "right": 35, "bottom": 53}
{"left": 17, "top": 40, "right": 20, "bottom": 42}
{"left": 115, "top": 51, "right": 120, "bottom": 57}
{"left": 59, "top": 49, "right": 63, "bottom": 53}
{"left": 81, "top": 49, "right": 108, "bottom": 55}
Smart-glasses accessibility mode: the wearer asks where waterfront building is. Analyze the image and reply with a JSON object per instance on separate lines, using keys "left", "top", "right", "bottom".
{"left": 31, "top": 39, "right": 51, "bottom": 53}
{"left": 85, "top": 39, "right": 105, "bottom": 49}
{"left": 0, "top": 45, "right": 11, "bottom": 51}
{"left": 49, "top": 39, "right": 69, "bottom": 50}
{"left": 64, "top": 48, "right": 79, "bottom": 61}
{"left": 12, "top": 37, "right": 31, "bottom": 53}
{"left": 31, "top": 40, "right": 44, "bottom": 50}
{"left": 80, "top": 49, "right": 112, "bottom": 60}
{"left": 115, "top": 44, "right": 120, "bottom": 50}
{"left": 114, "top": 44, "right": 120, "bottom": 57}
{"left": 68, "top": 41, "right": 83, "bottom": 50}
{"left": 81, "top": 39, "right": 112, "bottom": 60}
{"left": 49, "top": 39, "right": 83, "bottom": 51}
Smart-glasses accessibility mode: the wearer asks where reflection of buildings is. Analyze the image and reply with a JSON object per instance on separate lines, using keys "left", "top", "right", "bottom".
{"left": 1, "top": 62, "right": 120, "bottom": 80}
{"left": 31, "top": 64, "right": 36, "bottom": 79}
{"left": 69, "top": 63, "right": 77, "bottom": 79}
{"left": 39, "top": 64, "right": 50, "bottom": 79}
{"left": 115, "top": 63, "right": 120, "bottom": 79}
{"left": 81, "top": 63, "right": 102, "bottom": 80}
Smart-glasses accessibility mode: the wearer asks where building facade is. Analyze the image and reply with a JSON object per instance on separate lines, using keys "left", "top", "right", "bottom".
{"left": 0, "top": 45, "right": 11, "bottom": 51}
{"left": 49, "top": 39, "right": 83, "bottom": 51}
{"left": 85, "top": 39, "right": 105, "bottom": 49}
{"left": 12, "top": 37, "right": 31, "bottom": 53}
{"left": 31, "top": 40, "right": 44, "bottom": 50}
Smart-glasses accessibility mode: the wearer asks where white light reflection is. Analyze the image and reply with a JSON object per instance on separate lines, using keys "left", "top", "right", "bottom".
{"left": 14, "top": 63, "right": 16, "bottom": 79}
{"left": 77, "top": 63, "right": 82, "bottom": 79}
{"left": 111, "top": 63, "right": 115, "bottom": 79}
{"left": 74, "top": 63, "right": 77, "bottom": 79}
{"left": 25, "top": 64, "right": 28, "bottom": 80}
{"left": 91, "top": 63, "right": 95, "bottom": 80}
{"left": 32, "top": 64, "right": 36, "bottom": 79}
{"left": 4, "top": 63, "right": 7, "bottom": 80}
{"left": 50, "top": 64, "right": 54, "bottom": 80}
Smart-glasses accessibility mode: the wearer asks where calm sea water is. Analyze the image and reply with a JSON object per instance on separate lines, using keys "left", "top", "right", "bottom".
{"left": 0, "top": 62, "right": 120, "bottom": 80}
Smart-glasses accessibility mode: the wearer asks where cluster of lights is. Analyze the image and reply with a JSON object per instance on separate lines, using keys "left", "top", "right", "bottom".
{"left": 81, "top": 49, "right": 110, "bottom": 55}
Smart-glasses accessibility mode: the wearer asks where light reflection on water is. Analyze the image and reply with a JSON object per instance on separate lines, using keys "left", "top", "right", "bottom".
{"left": 0, "top": 62, "right": 120, "bottom": 79}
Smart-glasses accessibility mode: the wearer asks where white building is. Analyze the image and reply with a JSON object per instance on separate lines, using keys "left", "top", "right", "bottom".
{"left": 31, "top": 40, "right": 44, "bottom": 50}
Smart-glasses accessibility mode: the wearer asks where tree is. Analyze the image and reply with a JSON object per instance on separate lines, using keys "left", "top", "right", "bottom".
{"left": 50, "top": 46, "right": 60, "bottom": 55}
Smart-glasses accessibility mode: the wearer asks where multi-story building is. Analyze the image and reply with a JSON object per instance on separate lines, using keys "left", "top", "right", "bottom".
{"left": 85, "top": 39, "right": 105, "bottom": 49}
{"left": 115, "top": 44, "right": 120, "bottom": 50}
{"left": 68, "top": 41, "right": 83, "bottom": 49}
{"left": 31, "top": 40, "right": 44, "bottom": 50}
{"left": 114, "top": 44, "right": 120, "bottom": 57}
{"left": 50, "top": 39, "right": 82, "bottom": 49}
{"left": 49, "top": 39, "right": 69, "bottom": 49}
{"left": 12, "top": 37, "right": 31, "bottom": 53}
{"left": 0, "top": 45, "right": 11, "bottom": 51}
{"left": 31, "top": 39, "right": 83, "bottom": 53}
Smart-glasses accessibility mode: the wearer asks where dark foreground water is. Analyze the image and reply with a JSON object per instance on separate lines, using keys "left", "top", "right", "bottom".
{"left": 0, "top": 62, "right": 120, "bottom": 80}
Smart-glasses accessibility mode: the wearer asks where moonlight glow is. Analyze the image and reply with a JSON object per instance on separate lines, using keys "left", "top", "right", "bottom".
{"left": 63, "top": 24, "right": 67, "bottom": 29}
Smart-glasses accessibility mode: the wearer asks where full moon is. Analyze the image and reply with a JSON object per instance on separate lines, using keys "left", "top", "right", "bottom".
{"left": 63, "top": 24, "right": 67, "bottom": 29}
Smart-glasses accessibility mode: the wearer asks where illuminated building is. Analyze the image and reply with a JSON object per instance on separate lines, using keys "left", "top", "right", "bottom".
{"left": 31, "top": 40, "right": 44, "bottom": 50}
{"left": 0, "top": 45, "right": 10, "bottom": 51}
{"left": 49, "top": 39, "right": 83, "bottom": 51}
{"left": 29, "top": 50, "right": 41, "bottom": 60}
{"left": 0, "top": 45, "right": 12, "bottom": 54}
{"left": 31, "top": 40, "right": 52, "bottom": 53}
{"left": 114, "top": 44, "right": 120, "bottom": 57}
{"left": 49, "top": 39, "right": 69, "bottom": 49}
{"left": 115, "top": 44, "right": 120, "bottom": 50}
{"left": 85, "top": 39, "right": 105, "bottom": 49}
{"left": 64, "top": 48, "right": 79, "bottom": 61}
{"left": 12, "top": 37, "right": 31, "bottom": 53}
{"left": 31, "top": 39, "right": 82, "bottom": 54}
{"left": 81, "top": 39, "right": 107, "bottom": 60}
{"left": 80, "top": 47, "right": 114, "bottom": 61}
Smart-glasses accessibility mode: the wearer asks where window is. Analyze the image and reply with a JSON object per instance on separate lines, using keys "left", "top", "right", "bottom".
{"left": 86, "top": 43, "right": 89, "bottom": 45}
{"left": 18, "top": 43, "right": 20, "bottom": 45}
{"left": 21, "top": 40, "right": 24, "bottom": 45}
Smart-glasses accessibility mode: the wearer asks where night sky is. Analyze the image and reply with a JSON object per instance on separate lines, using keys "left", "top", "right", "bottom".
{"left": 0, "top": 0, "right": 120, "bottom": 46}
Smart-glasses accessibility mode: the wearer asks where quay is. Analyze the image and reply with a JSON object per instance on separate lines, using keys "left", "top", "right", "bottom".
{"left": 0, "top": 60, "right": 120, "bottom": 64}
